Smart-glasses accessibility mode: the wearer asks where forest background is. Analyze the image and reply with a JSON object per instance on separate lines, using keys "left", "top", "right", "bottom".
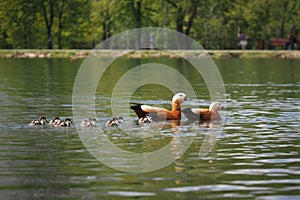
{"left": 0, "top": 0, "right": 299, "bottom": 50}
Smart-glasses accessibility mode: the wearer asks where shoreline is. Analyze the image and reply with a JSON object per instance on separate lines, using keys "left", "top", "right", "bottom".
{"left": 1, "top": 49, "right": 300, "bottom": 59}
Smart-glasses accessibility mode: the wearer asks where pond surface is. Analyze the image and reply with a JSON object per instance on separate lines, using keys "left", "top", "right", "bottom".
{"left": 0, "top": 57, "right": 299, "bottom": 199}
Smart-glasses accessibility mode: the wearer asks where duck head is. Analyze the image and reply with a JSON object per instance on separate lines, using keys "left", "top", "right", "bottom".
{"left": 209, "top": 102, "right": 224, "bottom": 111}
{"left": 172, "top": 93, "right": 188, "bottom": 104}
{"left": 117, "top": 117, "right": 124, "bottom": 123}
{"left": 39, "top": 116, "right": 47, "bottom": 124}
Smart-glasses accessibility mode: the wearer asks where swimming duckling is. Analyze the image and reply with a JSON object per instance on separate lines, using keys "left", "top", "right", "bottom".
{"left": 57, "top": 118, "right": 72, "bottom": 127}
{"left": 137, "top": 115, "right": 153, "bottom": 125}
{"left": 81, "top": 117, "right": 97, "bottom": 127}
{"left": 29, "top": 116, "right": 47, "bottom": 126}
{"left": 117, "top": 117, "right": 124, "bottom": 124}
{"left": 106, "top": 118, "right": 118, "bottom": 127}
{"left": 106, "top": 117, "right": 124, "bottom": 127}
{"left": 50, "top": 116, "right": 61, "bottom": 126}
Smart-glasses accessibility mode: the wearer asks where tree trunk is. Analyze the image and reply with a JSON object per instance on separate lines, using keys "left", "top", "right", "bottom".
{"left": 41, "top": 0, "right": 55, "bottom": 49}
{"left": 176, "top": 7, "right": 184, "bottom": 34}
{"left": 184, "top": 1, "right": 199, "bottom": 49}
{"left": 131, "top": 0, "right": 142, "bottom": 48}
{"left": 135, "top": 0, "right": 142, "bottom": 28}
{"left": 57, "top": 0, "right": 65, "bottom": 49}
{"left": 185, "top": 2, "right": 199, "bottom": 36}
{"left": 102, "top": 9, "right": 111, "bottom": 49}
{"left": 280, "top": 19, "right": 285, "bottom": 38}
{"left": 102, "top": 20, "right": 109, "bottom": 48}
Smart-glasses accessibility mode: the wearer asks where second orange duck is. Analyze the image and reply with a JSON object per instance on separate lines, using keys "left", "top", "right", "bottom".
{"left": 182, "top": 102, "right": 224, "bottom": 121}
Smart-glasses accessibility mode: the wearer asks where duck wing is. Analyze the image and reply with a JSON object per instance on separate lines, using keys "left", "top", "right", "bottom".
{"left": 140, "top": 105, "right": 168, "bottom": 113}
{"left": 182, "top": 108, "right": 201, "bottom": 120}
{"left": 183, "top": 108, "right": 211, "bottom": 121}
{"left": 189, "top": 108, "right": 209, "bottom": 114}
{"left": 131, "top": 103, "right": 168, "bottom": 119}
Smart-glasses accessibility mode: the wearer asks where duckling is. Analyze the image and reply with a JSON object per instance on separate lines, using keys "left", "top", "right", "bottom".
{"left": 81, "top": 117, "right": 97, "bottom": 127}
{"left": 58, "top": 118, "right": 72, "bottom": 127}
{"left": 29, "top": 116, "right": 47, "bottom": 126}
{"left": 106, "top": 117, "right": 124, "bottom": 127}
{"left": 50, "top": 116, "right": 61, "bottom": 126}
{"left": 106, "top": 118, "right": 118, "bottom": 127}
{"left": 137, "top": 115, "right": 153, "bottom": 125}
{"left": 117, "top": 117, "right": 124, "bottom": 124}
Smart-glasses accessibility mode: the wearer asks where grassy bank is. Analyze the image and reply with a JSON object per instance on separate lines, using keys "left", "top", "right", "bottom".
{"left": 1, "top": 49, "right": 300, "bottom": 59}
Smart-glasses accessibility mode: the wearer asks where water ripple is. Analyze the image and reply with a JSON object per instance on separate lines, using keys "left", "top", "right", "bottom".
{"left": 106, "top": 191, "right": 156, "bottom": 197}
{"left": 225, "top": 169, "right": 300, "bottom": 175}
{"left": 164, "top": 184, "right": 271, "bottom": 192}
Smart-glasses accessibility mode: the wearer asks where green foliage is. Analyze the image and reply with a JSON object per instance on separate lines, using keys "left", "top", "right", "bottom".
{"left": 0, "top": 0, "right": 299, "bottom": 49}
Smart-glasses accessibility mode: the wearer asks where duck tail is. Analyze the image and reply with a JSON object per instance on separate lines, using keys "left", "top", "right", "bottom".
{"left": 130, "top": 103, "right": 142, "bottom": 111}
{"left": 130, "top": 103, "right": 148, "bottom": 118}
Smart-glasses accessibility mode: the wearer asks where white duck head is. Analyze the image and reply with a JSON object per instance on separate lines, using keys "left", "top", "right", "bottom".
{"left": 209, "top": 102, "right": 224, "bottom": 111}
{"left": 172, "top": 93, "right": 188, "bottom": 104}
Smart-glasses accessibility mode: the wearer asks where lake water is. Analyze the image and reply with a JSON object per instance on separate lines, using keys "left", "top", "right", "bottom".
{"left": 0, "top": 57, "right": 299, "bottom": 199}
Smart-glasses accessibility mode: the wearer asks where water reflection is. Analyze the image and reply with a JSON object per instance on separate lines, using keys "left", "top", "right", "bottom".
{"left": 77, "top": 117, "right": 197, "bottom": 173}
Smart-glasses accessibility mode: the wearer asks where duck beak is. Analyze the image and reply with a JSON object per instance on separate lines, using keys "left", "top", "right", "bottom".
{"left": 184, "top": 97, "right": 190, "bottom": 101}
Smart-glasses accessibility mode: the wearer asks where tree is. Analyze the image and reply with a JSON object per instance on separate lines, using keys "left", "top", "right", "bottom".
{"left": 40, "top": 0, "right": 55, "bottom": 49}
{"left": 1, "top": 0, "right": 300, "bottom": 49}
{"left": 56, "top": 0, "right": 91, "bottom": 49}
{"left": 57, "top": 0, "right": 65, "bottom": 49}
{"left": 0, "top": 0, "right": 37, "bottom": 48}
{"left": 165, "top": 0, "right": 200, "bottom": 48}
{"left": 166, "top": 0, "right": 199, "bottom": 36}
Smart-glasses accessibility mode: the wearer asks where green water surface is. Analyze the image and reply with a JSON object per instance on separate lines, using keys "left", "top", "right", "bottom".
{"left": 0, "top": 57, "right": 299, "bottom": 199}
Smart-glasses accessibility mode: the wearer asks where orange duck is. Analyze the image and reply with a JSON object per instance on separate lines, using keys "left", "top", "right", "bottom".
{"left": 131, "top": 93, "right": 188, "bottom": 121}
{"left": 182, "top": 102, "right": 224, "bottom": 121}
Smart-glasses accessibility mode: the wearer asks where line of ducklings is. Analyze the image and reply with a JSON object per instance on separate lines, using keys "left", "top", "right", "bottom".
{"left": 80, "top": 117, "right": 125, "bottom": 127}
{"left": 81, "top": 116, "right": 149, "bottom": 127}
{"left": 29, "top": 116, "right": 72, "bottom": 127}
{"left": 29, "top": 116, "right": 127, "bottom": 128}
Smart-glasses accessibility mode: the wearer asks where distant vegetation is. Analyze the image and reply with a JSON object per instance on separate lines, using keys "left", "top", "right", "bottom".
{"left": 0, "top": 0, "right": 299, "bottom": 49}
